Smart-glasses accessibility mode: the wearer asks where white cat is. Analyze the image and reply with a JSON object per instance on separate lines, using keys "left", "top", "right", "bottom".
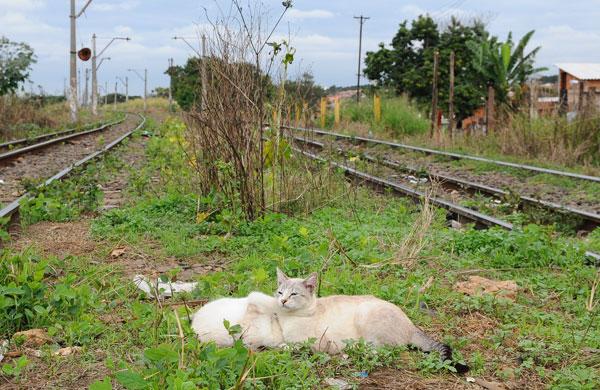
{"left": 247, "top": 269, "right": 468, "bottom": 372}
{"left": 191, "top": 292, "right": 283, "bottom": 350}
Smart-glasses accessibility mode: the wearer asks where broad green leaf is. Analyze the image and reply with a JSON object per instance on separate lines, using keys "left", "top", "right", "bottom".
{"left": 114, "top": 370, "right": 148, "bottom": 390}
{"left": 89, "top": 377, "right": 113, "bottom": 390}
{"left": 144, "top": 344, "right": 179, "bottom": 364}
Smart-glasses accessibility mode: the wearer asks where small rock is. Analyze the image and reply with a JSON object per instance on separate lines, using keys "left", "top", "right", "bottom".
{"left": 324, "top": 378, "right": 351, "bottom": 389}
{"left": 450, "top": 220, "right": 463, "bottom": 230}
{"left": 110, "top": 247, "right": 127, "bottom": 258}
{"left": 455, "top": 276, "right": 518, "bottom": 301}
{"left": 13, "top": 329, "right": 52, "bottom": 347}
{"left": 54, "top": 346, "right": 82, "bottom": 356}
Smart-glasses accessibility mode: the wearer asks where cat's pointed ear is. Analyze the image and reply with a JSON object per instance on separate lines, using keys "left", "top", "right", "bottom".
{"left": 303, "top": 272, "right": 318, "bottom": 294}
{"left": 276, "top": 268, "right": 289, "bottom": 285}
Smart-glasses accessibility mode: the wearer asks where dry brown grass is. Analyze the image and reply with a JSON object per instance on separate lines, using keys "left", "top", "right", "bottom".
{"left": 0, "top": 96, "right": 58, "bottom": 140}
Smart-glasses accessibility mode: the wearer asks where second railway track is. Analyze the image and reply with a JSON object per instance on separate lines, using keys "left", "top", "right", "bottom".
{"left": 0, "top": 113, "right": 138, "bottom": 207}
{"left": 286, "top": 133, "right": 600, "bottom": 264}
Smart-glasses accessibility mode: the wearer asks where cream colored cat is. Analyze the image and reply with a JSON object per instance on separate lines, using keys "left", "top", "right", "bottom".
{"left": 191, "top": 292, "right": 283, "bottom": 350}
{"left": 247, "top": 269, "right": 468, "bottom": 372}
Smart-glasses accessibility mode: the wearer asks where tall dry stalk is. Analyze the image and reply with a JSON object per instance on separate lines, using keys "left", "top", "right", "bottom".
{"left": 184, "top": 1, "right": 293, "bottom": 220}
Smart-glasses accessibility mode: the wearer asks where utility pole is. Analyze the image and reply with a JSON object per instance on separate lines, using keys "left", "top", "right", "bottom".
{"left": 448, "top": 50, "right": 455, "bottom": 139}
{"left": 104, "top": 81, "right": 108, "bottom": 105}
{"left": 69, "top": 0, "right": 94, "bottom": 122}
{"left": 353, "top": 15, "right": 370, "bottom": 104}
{"left": 114, "top": 80, "right": 118, "bottom": 110}
{"left": 91, "top": 34, "right": 130, "bottom": 116}
{"left": 430, "top": 50, "right": 440, "bottom": 139}
{"left": 168, "top": 58, "right": 173, "bottom": 109}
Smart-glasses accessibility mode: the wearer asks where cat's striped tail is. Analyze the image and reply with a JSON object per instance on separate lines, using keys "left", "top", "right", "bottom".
{"left": 411, "top": 329, "right": 469, "bottom": 374}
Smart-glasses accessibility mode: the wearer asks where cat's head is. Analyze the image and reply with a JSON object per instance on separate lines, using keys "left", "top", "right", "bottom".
{"left": 275, "top": 268, "right": 317, "bottom": 311}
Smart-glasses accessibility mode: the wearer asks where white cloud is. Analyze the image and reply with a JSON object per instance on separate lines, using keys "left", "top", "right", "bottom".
{"left": 0, "top": 0, "right": 45, "bottom": 11}
{"left": 287, "top": 9, "right": 334, "bottom": 20}
{"left": 93, "top": 0, "right": 140, "bottom": 12}
{"left": 533, "top": 25, "right": 600, "bottom": 68}
{"left": 400, "top": 5, "right": 426, "bottom": 18}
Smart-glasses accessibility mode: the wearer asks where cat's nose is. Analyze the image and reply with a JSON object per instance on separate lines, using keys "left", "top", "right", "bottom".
{"left": 281, "top": 299, "right": 288, "bottom": 305}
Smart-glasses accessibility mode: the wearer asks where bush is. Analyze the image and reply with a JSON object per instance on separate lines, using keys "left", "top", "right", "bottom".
{"left": 340, "top": 95, "right": 429, "bottom": 136}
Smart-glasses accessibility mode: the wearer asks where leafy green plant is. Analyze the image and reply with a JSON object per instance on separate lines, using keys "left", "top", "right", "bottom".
{"left": 1, "top": 356, "right": 29, "bottom": 379}
{"left": 20, "top": 172, "right": 102, "bottom": 225}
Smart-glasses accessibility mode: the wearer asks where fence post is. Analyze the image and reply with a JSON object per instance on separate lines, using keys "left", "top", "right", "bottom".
{"left": 334, "top": 97, "right": 341, "bottom": 127}
{"left": 486, "top": 85, "right": 495, "bottom": 134}
{"left": 303, "top": 102, "right": 308, "bottom": 127}
{"left": 320, "top": 97, "right": 327, "bottom": 128}
{"left": 430, "top": 50, "right": 440, "bottom": 139}
{"left": 448, "top": 50, "right": 455, "bottom": 139}
{"left": 295, "top": 103, "right": 301, "bottom": 126}
{"left": 374, "top": 94, "right": 381, "bottom": 124}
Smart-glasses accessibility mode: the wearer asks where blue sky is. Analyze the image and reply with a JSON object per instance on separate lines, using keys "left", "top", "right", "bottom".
{"left": 3, "top": 0, "right": 600, "bottom": 96}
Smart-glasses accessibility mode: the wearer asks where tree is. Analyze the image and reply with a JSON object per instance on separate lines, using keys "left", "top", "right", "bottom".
{"left": 284, "top": 72, "right": 325, "bottom": 106}
{"left": 0, "top": 37, "right": 36, "bottom": 95}
{"left": 365, "top": 16, "right": 487, "bottom": 121}
{"left": 468, "top": 30, "right": 546, "bottom": 106}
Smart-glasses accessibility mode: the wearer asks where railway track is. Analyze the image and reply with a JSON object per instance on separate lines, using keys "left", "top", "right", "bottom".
{"left": 287, "top": 134, "right": 600, "bottom": 264}
{"left": 0, "top": 116, "right": 125, "bottom": 162}
{"left": 284, "top": 125, "right": 600, "bottom": 183}
{"left": 0, "top": 116, "right": 124, "bottom": 152}
{"left": 292, "top": 135, "right": 600, "bottom": 231}
{"left": 0, "top": 113, "right": 146, "bottom": 227}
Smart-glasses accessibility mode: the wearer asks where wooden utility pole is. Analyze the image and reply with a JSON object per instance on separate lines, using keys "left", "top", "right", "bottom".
{"left": 430, "top": 50, "right": 440, "bottom": 138}
{"left": 69, "top": 0, "right": 94, "bottom": 122}
{"left": 354, "top": 15, "right": 370, "bottom": 103}
{"left": 486, "top": 85, "right": 495, "bottom": 134}
{"left": 448, "top": 51, "right": 455, "bottom": 139}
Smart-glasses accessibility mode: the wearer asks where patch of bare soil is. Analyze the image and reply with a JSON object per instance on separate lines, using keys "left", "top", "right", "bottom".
{"left": 359, "top": 368, "right": 472, "bottom": 389}
{"left": 2, "top": 356, "right": 109, "bottom": 390}
{"left": 11, "top": 220, "right": 96, "bottom": 258}
{"left": 106, "top": 241, "right": 229, "bottom": 279}
{"left": 99, "top": 134, "right": 148, "bottom": 211}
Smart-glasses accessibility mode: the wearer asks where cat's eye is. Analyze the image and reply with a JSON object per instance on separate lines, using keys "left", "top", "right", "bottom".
{"left": 290, "top": 292, "right": 298, "bottom": 296}
{"left": 277, "top": 291, "right": 282, "bottom": 295}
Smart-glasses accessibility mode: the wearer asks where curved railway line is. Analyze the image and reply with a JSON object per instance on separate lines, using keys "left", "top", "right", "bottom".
{"left": 285, "top": 127, "right": 600, "bottom": 264}
{"left": 0, "top": 113, "right": 146, "bottom": 229}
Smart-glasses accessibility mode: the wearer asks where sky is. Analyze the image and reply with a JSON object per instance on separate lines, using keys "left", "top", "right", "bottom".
{"left": 3, "top": 0, "right": 600, "bottom": 96}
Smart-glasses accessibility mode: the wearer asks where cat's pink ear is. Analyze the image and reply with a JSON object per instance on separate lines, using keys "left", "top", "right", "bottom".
{"left": 276, "top": 268, "right": 289, "bottom": 285}
{"left": 303, "top": 273, "right": 318, "bottom": 293}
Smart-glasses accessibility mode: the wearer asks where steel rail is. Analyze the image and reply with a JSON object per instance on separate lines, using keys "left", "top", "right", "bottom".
{"left": 291, "top": 142, "right": 600, "bottom": 264}
{"left": 0, "top": 116, "right": 126, "bottom": 162}
{"left": 291, "top": 134, "right": 600, "bottom": 229}
{"left": 0, "top": 113, "right": 146, "bottom": 225}
{"left": 0, "top": 117, "right": 123, "bottom": 150}
{"left": 284, "top": 125, "right": 600, "bottom": 183}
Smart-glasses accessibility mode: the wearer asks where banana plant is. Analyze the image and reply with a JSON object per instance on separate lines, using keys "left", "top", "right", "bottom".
{"left": 468, "top": 30, "right": 547, "bottom": 106}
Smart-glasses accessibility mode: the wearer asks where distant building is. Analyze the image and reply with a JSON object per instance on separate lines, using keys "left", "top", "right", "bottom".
{"left": 556, "top": 63, "right": 600, "bottom": 111}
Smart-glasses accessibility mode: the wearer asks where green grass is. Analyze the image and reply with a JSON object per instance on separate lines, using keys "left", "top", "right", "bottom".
{"left": 3, "top": 114, "right": 599, "bottom": 389}
{"left": 325, "top": 95, "right": 429, "bottom": 137}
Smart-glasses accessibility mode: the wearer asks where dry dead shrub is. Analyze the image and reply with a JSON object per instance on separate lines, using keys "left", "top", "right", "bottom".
{"left": 183, "top": 1, "right": 341, "bottom": 220}
{"left": 0, "top": 96, "right": 58, "bottom": 140}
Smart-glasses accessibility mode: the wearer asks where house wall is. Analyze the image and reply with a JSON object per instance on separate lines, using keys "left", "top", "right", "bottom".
{"left": 560, "top": 70, "right": 600, "bottom": 111}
